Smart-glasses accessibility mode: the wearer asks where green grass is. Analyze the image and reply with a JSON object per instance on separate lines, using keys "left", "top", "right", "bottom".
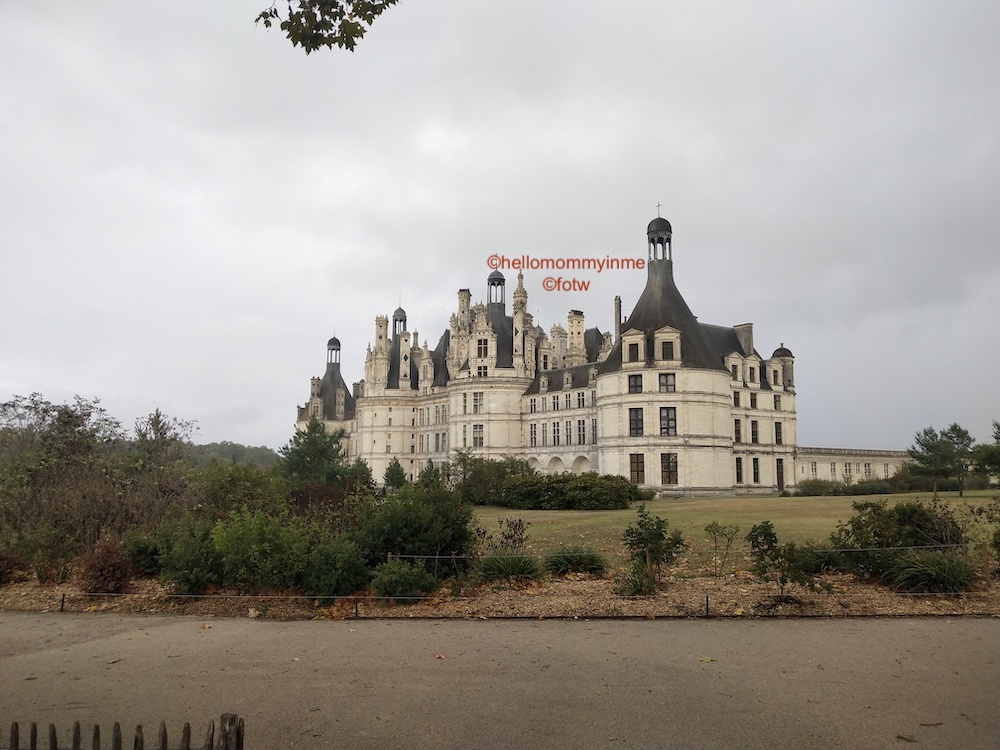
{"left": 473, "top": 490, "right": 996, "bottom": 576}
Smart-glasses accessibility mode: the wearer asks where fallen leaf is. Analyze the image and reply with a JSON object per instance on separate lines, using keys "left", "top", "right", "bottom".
{"left": 896, "top": 735, "right": 917, "bottom": 743}
{"left": 200, "top": 623, "right": 212, "bottom": 629}
{"left": 107, "top": 657, "right": 121, "bottom": 664}
{"left": 733, "top": 608, "right": 744, "bottom": 616}
{"left": 292, "top": 657, "right": 299, "bottom": 662}
{"left": 699, "top": 657, "right": 715, "bottom": 663}
{"left": 435, "top": 653, "right": 447, "bottom": 660}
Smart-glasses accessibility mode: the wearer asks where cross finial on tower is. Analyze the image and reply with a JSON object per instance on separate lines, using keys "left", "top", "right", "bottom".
{"left": 656, "top": 201, "right": 662, "bottom": 217}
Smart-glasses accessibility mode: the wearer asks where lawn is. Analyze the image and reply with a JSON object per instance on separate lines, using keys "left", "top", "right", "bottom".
{"left": 473, "top": 490, "right": 997, "bottom": 575}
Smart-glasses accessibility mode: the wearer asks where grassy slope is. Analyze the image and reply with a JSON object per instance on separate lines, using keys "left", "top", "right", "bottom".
{"left": 473, "top": 490, "right": 997, "bottom": 574}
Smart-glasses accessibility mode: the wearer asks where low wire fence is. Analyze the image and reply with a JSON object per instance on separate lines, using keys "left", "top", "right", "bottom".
{"left": 5, "top": 714, "right": 242, "bottom": 750}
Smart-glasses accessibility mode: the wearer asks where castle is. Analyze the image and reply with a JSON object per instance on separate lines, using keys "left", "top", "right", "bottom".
{"left": 297, "top": 216, "right": 907, "bottom": 494}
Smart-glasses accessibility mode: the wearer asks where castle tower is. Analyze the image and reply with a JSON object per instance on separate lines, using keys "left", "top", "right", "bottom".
{"left": 565, "top": 309, "right": 585, "bottom": 367}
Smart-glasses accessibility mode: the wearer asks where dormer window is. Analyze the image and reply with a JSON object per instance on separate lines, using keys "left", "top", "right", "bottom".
{"left": 628, "top": 343, "right": 640, "bottom": 362}
{"left": 477, "top": 338, "right": 488, "bottom": 357}
{"left": 749, "top": 366, "right": 756, "bottom": 383}
{"left": 731, "top": 364, "right": 739, "bottom": 380}
{"left": 661, "top": 341, "right": 675, "bottom": 360}
{"left": 540, "top": 375, "right": 548, "bottom": 392}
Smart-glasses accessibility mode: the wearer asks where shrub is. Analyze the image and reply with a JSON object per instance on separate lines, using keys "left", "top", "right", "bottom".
{"left": 301, "top": 537, "right": 370, "bottom": 598}
{"left": 22, "top": 525, "right": 79, "bottom": 584}
{"left": 79, "top": 539, "right": 131, "bottom": 594}
{"left": 499, "top": 472, "right": 636, "bottom": 510}
{"left": 544, "top": 546, "right": 606, "bottom": 576}
{"left": 370, "top": 559, "right": 437, "bottom": 602}
{"left": 351, "top": 485, "right": 475, "bottom": 572}
{"left": 0, "top": 546, "right": 25, "bottom": 584}
{"left": 704, "top": 521, "right": 740, "bottom": 577}
{"left": 616, "top": 557, "right": 657, "bottom": 596}
{"left": 212, "top": 509, "right": 309, "bottom": 593}
{"left": 829, "top": 499, "right": 965, "bottom": 579}
{"left": 475, "top": 517, "right": 530, "bottom": 556}
{"left": 480, "top": 553, "right": 541, "bottom": 581}
{"left": 122, "top": 531, "right": 163, "bottom": 576}
{"left": 794, "top": 479, "right": 844, "bottom": 497}
{"left": 159, "top": 516, "right": 223, "bottom": 594}
{"left": 886, "top": 550, "right": 977, "bottom": 593}
{"left": 745, "top": 521, "right": 818, "bottom": 598}
{"left": 622, "top": 504, "right": 686, "bottom": 585}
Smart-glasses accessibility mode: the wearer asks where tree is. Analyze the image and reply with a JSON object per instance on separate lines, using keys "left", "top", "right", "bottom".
{"left": 973, "top": 420, "right": 1000, "bottom": 480}
{"left": 907, "top": 426, "right": 957, "bottom": 499}
{"left": 940, "top": 423, "right": 975, "bottom": 497}
{"left": 384, "top": 456, "right": 407, "bottom": 490}
{"left": 621, "top": 504, "right": 686, "bottom": 592}
{"left": 256, "top": 0, "right": 399, "bottom": 53}
{"left": 278, "top": 418, "right": 348, "bottom": 506}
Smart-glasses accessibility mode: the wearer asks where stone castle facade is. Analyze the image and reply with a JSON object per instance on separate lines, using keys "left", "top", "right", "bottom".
{"left": 297, "top": 216, "right": 907, "bottom": 495}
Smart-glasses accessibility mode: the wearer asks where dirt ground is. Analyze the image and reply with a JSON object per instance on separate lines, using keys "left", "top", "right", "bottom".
{"left": 2, "top": 569, "right": 998, "bottom": 620}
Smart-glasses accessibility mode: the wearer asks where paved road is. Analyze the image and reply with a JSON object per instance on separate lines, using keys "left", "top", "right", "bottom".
{"left": 2, "top": 613, "right": 997, "bottom": 750}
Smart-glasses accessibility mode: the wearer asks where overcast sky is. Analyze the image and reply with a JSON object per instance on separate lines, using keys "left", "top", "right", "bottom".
{"left": 1, "top": 1, "right": 998, "bottom": 451}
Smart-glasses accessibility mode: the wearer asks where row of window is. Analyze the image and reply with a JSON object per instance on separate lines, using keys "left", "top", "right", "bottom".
{"left": 529, "top": 390, "right": 596, "bottom": 414}
{"left": 626, "top": 339, "right": 677, "bottom": 363}
{"left": 628, "top": 373, "right": 676, "bottom": 394}
{"left": 529, "top": 419, "right": 598, "bottom": 447}
{"left": 734, "top": 419, "right": 783, "bottom": 445}
{"left": 734, "top": 457, "right": 785, "bottom": 484}
{"left": 627, "top": 407, "right": 677, "bottom": 437}
{"left": 730, "top": 364, "right": 782, "bottom": 385}
{"left": 733, "top": 392, "right": 782, "bottom": 411}
{"left": 809, "top": 461, "right": 892, "bottom": 480}
{"left": 628, "top": 453, "right": 678, "bottom": 485}
{"left": 418, "top": 404, "right": 449, "bottom": 426}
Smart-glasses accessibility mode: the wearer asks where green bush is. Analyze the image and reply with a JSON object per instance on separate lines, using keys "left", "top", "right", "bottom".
{"left": 622, "top": 504, "right": 686, "bottom": 581}
{"left": 829, "top": 499, "right": 965, "bottom": 579}
{"left": 21, "top": 525, "right": 79, "bottom": 584}
{"left": 886, "top": 550, "right": 977, "bottom": 593}
{"left": 480, "top": 553, "right": 541, "bottom": 581}
{"left": 499, "top": 473, "right": 637, "bottom": 510}
{"left": 122, "top": 531, "right": 163, "bottom": 576}
{"left": 616, "top": 557, "right": 658, "bottom": 596}
{"left": 544, "top": 546, "right": 606, "bottom": 576}
{"left": 159, "top": 517, "right": 223, "bottom": 594}
{"left": 794, "top": 479, "right": 845, "bottom": 497}
{"left": 301, "top": 537, "right": 370, "bottom": 598}
{"left": 351, "top": 485, "right": 475, "bottom": 571}
{"left": 0, "top": 546, "right": 24, "bottom": 584}
{"left": 745, "top": 521, "right": 819, "bottom": 597}
{"left": 212, "top": 508, "right": 308, "bottom": 593}
{"left": 79, "top": 538, "right": 131, "bottom": 594}
{"left": 370, "top": 559, "right": 437, "bottom": 602}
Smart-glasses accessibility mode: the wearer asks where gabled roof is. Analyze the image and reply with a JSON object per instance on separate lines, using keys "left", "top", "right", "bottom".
{"left": 522, "top": 363, "right": 596, "bottom": 396}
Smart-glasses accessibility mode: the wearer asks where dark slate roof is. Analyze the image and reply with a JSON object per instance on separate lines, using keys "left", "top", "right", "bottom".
{"left": 487, "top": 304, "right": 514, "bottom": 368}
{"left": 772, "top": 345, "right": 794, "bottom": 358}
{"left": 386, "top": 335, "right": 419, "bottom": 390}
{"left": 522, "top": 363, "right": 595, "bottom": 396}
{"left": 320, "top": 362, "right": 356, "bottom": 420}
{"left": 647, "top": 217, "right": 672, "bottom": 234}
{"left": 431, "top": 330, "right": 451, "bottom": 387}
{"left": 701, "top": 323, "right": 772, "bottom": 390}
{"left": 584, "top": 327, "right": 604, "bottom": 363}
{"left": 598, "top": 259, "right": 728, "bottom": 374}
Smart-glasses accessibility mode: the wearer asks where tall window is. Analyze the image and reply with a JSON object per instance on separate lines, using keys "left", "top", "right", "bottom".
{"left": 661, "top": 453, "right": 678, "bottom": 485}
{"left": 628, "top": 374, "right": 642, "bottom": 393}
{"left": 734, "top": 418, "right": 742, "bottom": 443}
{"left": 830, "top": 462, "right": 836, "bottom": 479}
{"left": 752, "top": 457, "right": 760, "bottom": 483}
{"left": 529, "top": 398, "right": 536, "bottom": 414}
{"left": 434, "top": 433, "right": 440, "bottom": 452}
{"left": 661, "top": 341, "right": 674, "bottom": 360}
{"left": 577, "top": 391, "right": 585, "bottom": 408}
{"left": 772, "top": 368, "right": 780, "bottom": 386}
{"left": 577, "top": 419, "right": 586, "bottom": 445}
{"left": 542, "top": 354, "right": 549, "bottom": 370}
{"left": 477, "top": 365, "right": 488, "bottom": 377}
{"left": 749, "top": 366, "right": 756, "bottom": 383}
{"left": 630, "top": 453, "right": 645, "bottom": 484}
{"left": 529, "top": 423, "right": 537, "bottom": 447}
{"left": 864, "top": 462, "right": 871, "bottom": 479}
{"left": 659, "top": 373, "right": 676, "bottom": 393}
{"left": 473, "top": 391, "right": 484, "bottom": 414}
{"left": 733, "top": 391, "right": 740, "bottom": 407}
{"left": 564, "top": 393, "right": 571, "bottom": 409}
{"left": 629, "top": 408, "right": 644, "bottom": 437}
{"left": 810, "top": 461, "right": 817, "bottom": 478}
{"left": 542, "top": 423, "right": 548, "bottom": 446}
{"left": 552, "top": 395, "right": 559, "bottom": 411}
{"left": 773, "top": 395, "right": 781, "bottom": 411}
{"left": 591, "top": 418, "right": 597, "bottom": 444}
{"left": 462, "top": 425, "right": 467, "bottom": 448}
{"left": 472, "top": 424, "right": 484, "bottom": 448}
{"left": 590, "top": 390, "right": 596, "bottom": 407}
{"left": 750, "top": 392, "right": 757, "bottom": 409}
{"left": 552, "top": 421, "right": 560, "bottom": 446}
{"left": 660, "top": 407, "right": 677, "bottom": 437}
{"left": 884, "top": 463, "right": 890, "bottom": 479}
{"left": 751, "top": 420, "right": 759, "bottom": 444}
{"left": 735, "top": 457, "right": 744, "bottom": 484}
{"left": 477, "top": 338, "right": 489, "bottom": 357}
{"left": 462, "top": 393, "right": 467, "bottom": 414}
{"left": 628, "top": 343, "right": 640, "bottom": 362}
{"left": 565, "top": 421, "right": 572, "bottom": 446}
{"left": 844, "top": 462, "right": 852, "bottom": 477}
{"left": 731, "top": 364, "right": 739, "bottom": 380}
{"left": 774, "top": 422, "right": 783, "bottom": 445}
